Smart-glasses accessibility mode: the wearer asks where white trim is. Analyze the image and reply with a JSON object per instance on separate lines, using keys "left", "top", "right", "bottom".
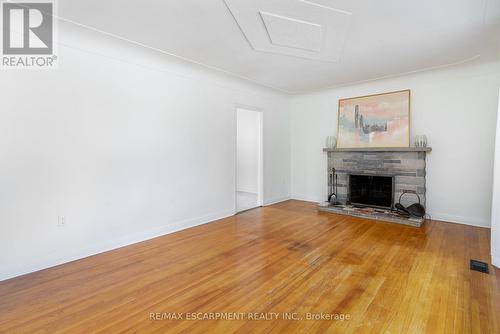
{"left": 428, "top": 212, "right": 490, "bottom": 228}
{"left": 235, "top": 106, "right": 264, "bottom": 213}
{"left": 41, "top": 9, "right": 291, "bottom": 94}
{"left": 264, "top": 197, "right": 291, "bottom": 206}
{"left": 291, "top": 195, "right": 322, "bottom": 203}
{"left": 490, "top": 87, "right": 500, "bottom": 271}
{"left": 492, "top": 255, "right": 500, "bottom": 269}
{"left": 0, "top": 210, "right": 234, "bottom": 282}
{"left": 291, "top": 55, "right": 481, "bottom": 94}
{"left": 300, "top": 0, "right": 352, "bottom": 15}
{"left": 234, "top": 103, "right": 263, "bottom": 112}
{"left": 291, "top": 197, "right": 491, "bottom": 228}
{"left": 1, "top": 198, "right": 492, "bottom": 281}
{"left": 257, "top": 111, "right": 264, "bottom": 208}
{"left": 12, "top": 0, "right": 483, "bottom": 95}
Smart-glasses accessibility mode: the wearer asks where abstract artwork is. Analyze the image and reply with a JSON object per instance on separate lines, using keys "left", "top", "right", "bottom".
{"left": 337, "top": 90, "right": 410, "bottom": 148}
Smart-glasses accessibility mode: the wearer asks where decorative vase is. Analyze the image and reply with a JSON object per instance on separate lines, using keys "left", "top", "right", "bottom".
{"left": 325, "top": 136, "right": 337, "bottom": 149}
{"left": 415, "top": 135, "right": 428, "bottom": 147}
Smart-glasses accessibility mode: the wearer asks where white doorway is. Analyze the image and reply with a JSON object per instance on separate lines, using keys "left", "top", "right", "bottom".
{"left": 491, "top": 88, "right": 500, "bottom": 269}
{"left": 236, "top": 107, "right": 263, "bottom": 212}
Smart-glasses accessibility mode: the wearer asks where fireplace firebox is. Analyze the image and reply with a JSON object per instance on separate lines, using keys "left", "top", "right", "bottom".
{"left": 348, "top": 174, "right": 394, "bottom": 210}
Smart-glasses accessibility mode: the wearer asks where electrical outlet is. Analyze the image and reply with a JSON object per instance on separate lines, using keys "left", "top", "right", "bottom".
{"left": 58, "top": 216, "right": 66, "bottom": 227}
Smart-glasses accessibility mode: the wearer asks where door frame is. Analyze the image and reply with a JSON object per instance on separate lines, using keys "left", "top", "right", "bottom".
{"left": 235, "top": 104, "right": 264, "bottom": 213}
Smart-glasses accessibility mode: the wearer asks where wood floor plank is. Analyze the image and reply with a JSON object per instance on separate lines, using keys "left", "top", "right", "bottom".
{"left": 0, "top": 200, "right": 499, "bottom": 333}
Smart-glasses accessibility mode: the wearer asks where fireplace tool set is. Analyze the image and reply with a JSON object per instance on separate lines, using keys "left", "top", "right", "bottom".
{"left": 326, "top": 169, "right": 425, "bottom": 218}
{"left": 328, "top": 168, "right": 338, "bottom": 205}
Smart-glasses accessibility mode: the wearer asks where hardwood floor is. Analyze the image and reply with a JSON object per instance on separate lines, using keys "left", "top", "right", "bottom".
{"left": 1, "top": 200, "right": 499, "bottom": 333}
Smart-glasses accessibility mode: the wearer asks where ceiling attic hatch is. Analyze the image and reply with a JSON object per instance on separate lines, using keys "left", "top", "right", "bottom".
{"left": 259, "top": 11, "right": 323, "bottom": 52}
{"left": 224, "top": 0, "right": 352, "bottom": 62}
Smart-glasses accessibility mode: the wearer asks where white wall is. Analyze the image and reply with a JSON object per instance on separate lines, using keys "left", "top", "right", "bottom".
{"left": 491, "top": 89, "right": 500, "bottom": 268}
{"left": 2, "top": 19, "right": 498, "bottom": 282}
{"left": 237, "top": 108, "right": 260, "bottom": 194}
{"left": 291, "top": 60, "right": 500, "bottom": 228}
{"left": 0, "top": 21, "right": 291, "bottom": 281}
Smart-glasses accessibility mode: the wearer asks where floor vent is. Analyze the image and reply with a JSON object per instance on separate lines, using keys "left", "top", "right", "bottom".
{"left": 470, "top": 260, "right": 489, "bottom": 274}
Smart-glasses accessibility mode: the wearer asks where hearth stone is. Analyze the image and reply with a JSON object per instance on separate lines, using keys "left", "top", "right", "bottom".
{"left": 317, "top": 204, "right": 424, "bottom": 227}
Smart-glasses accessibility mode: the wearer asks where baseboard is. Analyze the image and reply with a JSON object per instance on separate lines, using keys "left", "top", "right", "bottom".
{"left": 264, "top": 196, "right": 291, "bottom": 206}
{"left": 0, "top": 209, "right": 235, "bottom": 282}
{"left": 492, "top": 254, "right": 500, "bottom": 269}
{"left": 290, "top": 195, "right": 491, "bottom": 228}
{"left": 428, "top": 212, "right": 490, "bottom": 228}
{"left": 2, "top": 202, "right": 491, "bottom": 281}
{"left": 290, "top": 195, "right": 322, "bottom": 203}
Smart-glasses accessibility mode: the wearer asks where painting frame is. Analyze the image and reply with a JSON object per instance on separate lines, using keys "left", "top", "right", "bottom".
{"left": 336, "top": 89, "right": 411, "bottom": 148}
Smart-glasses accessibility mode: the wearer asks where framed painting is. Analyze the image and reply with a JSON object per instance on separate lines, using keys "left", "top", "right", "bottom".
{"left": 337, "top": 89, "right": 410, "bottom": 148}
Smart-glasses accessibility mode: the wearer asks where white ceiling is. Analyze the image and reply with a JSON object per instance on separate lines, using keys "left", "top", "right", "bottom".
{"left": 59, "top": 0, "right": 500, "bottom": 93}
{"left": 224, "top": 0, "right": 352, "bottom": 62}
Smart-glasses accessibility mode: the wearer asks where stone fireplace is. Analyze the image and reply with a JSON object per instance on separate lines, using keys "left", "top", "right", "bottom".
{"left": 320, "top": 147, "right": 432, "bottom": 227}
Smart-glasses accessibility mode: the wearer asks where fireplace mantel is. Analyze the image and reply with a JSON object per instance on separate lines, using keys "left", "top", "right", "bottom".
{"left": 323, "top": 147, "right": 432, "bottom": 153}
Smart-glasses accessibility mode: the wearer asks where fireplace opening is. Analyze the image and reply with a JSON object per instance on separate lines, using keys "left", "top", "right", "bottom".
{"left": 348, "top": 174, "right": 394, "bottom": 210}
